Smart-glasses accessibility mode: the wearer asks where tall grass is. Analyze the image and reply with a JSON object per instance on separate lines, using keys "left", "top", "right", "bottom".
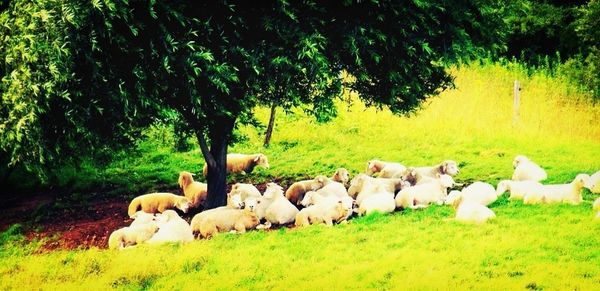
{"left": 2, "top": 60, "right": 599, "bottom": 289}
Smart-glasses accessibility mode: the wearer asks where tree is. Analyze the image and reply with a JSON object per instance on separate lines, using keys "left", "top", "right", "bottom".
{"left": 1, "top": 0, "right": 503, "bottom": 208}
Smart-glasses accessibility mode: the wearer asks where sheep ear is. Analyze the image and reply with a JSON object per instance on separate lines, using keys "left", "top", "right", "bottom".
{"left": 254, "top": 155, "right": 261, "bottom": 162}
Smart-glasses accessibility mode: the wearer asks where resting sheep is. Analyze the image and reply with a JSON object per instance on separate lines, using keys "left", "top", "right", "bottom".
{"left": 444, "top": 182, "right": 498, "bottom": 206}
{"left": 316, "top": 177, "right": 348, "bottom": 198}
{"left": 178, "top": 171, "right": 208, "bottom": 208}
{"left": 129, "top": 211, "right": 156, "bottom": 226}
{"left": 365, "top": 160, "right": 408, "bottom": 178}
{"left": 495, "top": 180, "right": 544, "bottom": 201}
{"left": 127, "top": 193, "right": 191, "bottom": 217}
{"left": 452, "top": 196, "right": 496, "bottom": 224}
{"left": 189, "top": 193, "right": 247, "bottom": 235}
{"left": 523, "top": 174, "right": 588, "bottom": 205}
{"left": 403, "top": 160, "right": 460, "bottom": 185}
{"left": 585, "top": 171, "right": 600, "bottom": 194}
{"left": 358, "top": 190, "right": 396, "bottom": 216}
{"left": 301, "top": 191, "right": 354, "bottom": 222}
{"left": 229, "top": 183, "right": 262, "bottom": 200}
{"left": 197, "top": 208, "right": 260, "bottom": 239}
{"left": 348, "top": 174, "right": 409, "bottom": 204}
{"left": 146, "top": 210, "right": 194, "bottom": 244}
{"left": 285, "top": 176, "right": 328, "bottom": 205}
{"left": 108, "top": 222, "right": 158, "bottom": 250}
{"left": 203, "top": 153, "right": 269, "bottom": 176}
{"left": 395, "top": 174, "right": 455, "bottom": 209}
{"left": 295, "top": 199, "right": 348, "bottom": 227}
{"left": 512, "top": 155, "right": 547, "bottom": 182}
{"left": 265, "top": 182, "right": 300, "bottom": 226}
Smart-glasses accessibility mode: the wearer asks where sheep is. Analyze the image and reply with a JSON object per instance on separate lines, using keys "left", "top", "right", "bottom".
{"left": 300, "top": 191, "right": 355, "bottom": 222}
{"left": 495, "top": 180, "right": 544, "bottom": 201}
{"left": 295, "top": 199, "right": 348, "bottom": 227}
{"left": 189, "top": 193, "right": 246, "bottom": 234}
{"left": 265, "top": 182, "right": 300, "bottom": 226}
{"left": 395, "top": 174, "right": 455, "bottom": 209}
{"left": 585, "top": 171, "right": 600, "bottom": 194}
{"left": 129, "top": 211, "right": 156, "bottom": 227}
{"left": 197, "top": 208, "right": 260, "bottom": 239}
{"left": 525, "top": 174, "right": 588, "bottom": 205}
{"left": 444, "top": 182, "right": 498, "bottom": 206}
{"left": 365, "top": 159, "right": 407, "bottom": 178}
{"left": 108, "top": 222, "right": 158, "bottom": 250}
{"left": 332, "top": 168, "right": 350, "bottom": 186}
{"left": 452, "top": 196, "right": 496, "bottom": 224}
{"left": 348, "top": 174, "right": 409, "bottom": 202}
{"left": 401, "top": 160, "right": 460, "bottom": 185}
{"left": 178, "top": 171, "right": 208, "bottom": 208}
{"left": 229, "top": 183, "right": 262, "bottom": 200}
{"left": 512, "top": 155, "right": 547, "bottom": 182}
{"left": 285, "top": 176, "right": 328, "bottom": 205}
{"left": 146, "top": 210, "right": 194, "bottom": 244}
{"left": 358, "top": 191, "right": 396, "bottom": 216}
{"left": 127, "top": 193, "right": 191, "bottom": 217}
{"left": 202, "top": 153, "right": 269, "bottom": 176}
{"left": 316, "top": 177, "right": 348, "bottom": 198}
{"left": 593, "top": 197, "right": 600, "bottom": 219}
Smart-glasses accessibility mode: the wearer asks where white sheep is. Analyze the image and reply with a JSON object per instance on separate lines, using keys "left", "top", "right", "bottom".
{"left": 107, "top": 222, "right": 158, "bottom": 250}
{"left": 453, "top": 197, "right": 496, "bottom": 224}
{"left": 526, "top": 174, "right": 588, "bottom": 205}
{"left": 146, "top": 210, "right": 194, "bottom": 244}
{"left": 584, "top": 171, "right": 600, "bottom": 194}
{"left": 316, "top": 177, "right": 348, "bottom": 198}
{"left": 512, "top": 155, "right": 547, "bottom": 182}
{"left": 264, "top": 183, "right": 299, "bottom": 226}
{"left": 358, "top": 191, "right": 396, "bottom": 215}
{"left": 331, "top": 168, "right": 350, "bottom": 186}
{"left": 295, "top": 198, "right": 348, "bottom": 227}
{"left": 285, "top": 176, "right": 328, "bottom": 205}
{"left": 444, "top": 182, "right": 498, "bottom": 206}
{"left": 229, "top": 183, "right": 262, "bottom": 200}
{"left": 300, "top": 191, "right": 354, "bottom": 222}
{"left": 403, "top": 160, "right": 460, "bottom": 185}
{"left": 129, "top": 211, "right": 156, "bottom": 227}
{"left": 197, "top": 208, "right": 260, "bottom": 239}
{"left": 495, "top": 180, "right": 544, "bottom": 201}
{"left": 593, "top": 197, "right": 600, "bottom": 219}
{"left": 348, "top": 174, "right": 408, "bottom": 203}
{"left": 365, "top": 159, "right": 407, "bottom": 178}
{"left": 395, "top": 174, "right": 455, "bottom": 209}
{"left": 203, "top": 153, "right": 269, "bottom": 176}
{"left": 178, "top": 171, "right": 208, "bottom": 208}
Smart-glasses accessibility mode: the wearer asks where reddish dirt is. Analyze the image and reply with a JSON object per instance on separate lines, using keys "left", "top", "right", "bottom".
{"left": 0, "top": 179, "right": 299, "bottom": 252}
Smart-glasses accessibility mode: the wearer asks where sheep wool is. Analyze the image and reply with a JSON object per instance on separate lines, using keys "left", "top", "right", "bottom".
{"left": 127, "top": 193, "right": 191, "bottom": 217}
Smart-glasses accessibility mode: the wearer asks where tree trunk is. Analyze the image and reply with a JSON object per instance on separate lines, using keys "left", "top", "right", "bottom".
{"left": 196, "top": 116, "right": 236, "bottom": 210}
{"left": 263, "top": 103, "right": 277, "bottom": 148}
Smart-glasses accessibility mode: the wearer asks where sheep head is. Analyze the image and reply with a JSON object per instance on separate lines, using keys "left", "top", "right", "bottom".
{"left": 263, "top": 182, "right": 283, "bottom": 199}
{"left": 244, "top": 197, "right": 259, "bottom": 212}
{"left": 254, "top": 154, "right": 270, "bottom": 169}
{"left": 437, "top": 174, "right": 455, "bottom": 189}
{"left": 227, "top": 193, "right": 244, "bottom": 209}
{"left": 513, "top": 155, "right": 529, "bottom": 168}
{"left": 333, "top": 168, "right": 350, "bottom": 186}
{"left": 441, "top": 160, "right": 460, "bottom": 176}
{"left": 178, "top": 171, "right": 194, "bottom": 188}
{"left": 365, "top": 160, "right": 382, "bottom": 176}
{"left": 176, "top": 197, "right": 191, "bottom": 213}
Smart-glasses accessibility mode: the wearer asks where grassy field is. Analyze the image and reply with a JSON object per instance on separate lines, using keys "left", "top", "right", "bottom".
{"left": 1, "top": 60, "right": 600, "bottom": 290}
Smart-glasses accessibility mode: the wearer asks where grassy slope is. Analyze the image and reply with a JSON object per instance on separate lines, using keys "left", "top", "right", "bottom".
{"left": 2, "top": 61, "right": 600, "bottom": 290}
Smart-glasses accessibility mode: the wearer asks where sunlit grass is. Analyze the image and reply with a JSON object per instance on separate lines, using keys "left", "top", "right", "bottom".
{"left": 1, "top": 61, "right": 599, "bottom": 289}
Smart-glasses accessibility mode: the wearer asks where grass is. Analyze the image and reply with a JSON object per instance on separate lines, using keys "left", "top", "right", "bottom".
{"left": 1, "top": 60, "right": 600, "bottom": 289}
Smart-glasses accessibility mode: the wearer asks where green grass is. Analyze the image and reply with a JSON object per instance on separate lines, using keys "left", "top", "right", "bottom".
{"left": 2, "top": 60, "right": 600, "bottom": 289}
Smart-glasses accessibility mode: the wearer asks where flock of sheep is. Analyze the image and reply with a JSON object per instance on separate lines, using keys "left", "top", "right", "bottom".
{"left": 108, "top": 153, "right": 600, "bottom": 250}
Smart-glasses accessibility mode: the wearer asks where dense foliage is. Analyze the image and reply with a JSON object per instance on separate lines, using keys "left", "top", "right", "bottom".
{"left": 0, "top": 0, "right": 503, "bottom": 204}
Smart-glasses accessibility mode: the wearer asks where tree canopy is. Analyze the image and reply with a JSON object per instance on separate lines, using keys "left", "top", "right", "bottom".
{"left": 1, "top": 0, "right": 504, "bottom": 207}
